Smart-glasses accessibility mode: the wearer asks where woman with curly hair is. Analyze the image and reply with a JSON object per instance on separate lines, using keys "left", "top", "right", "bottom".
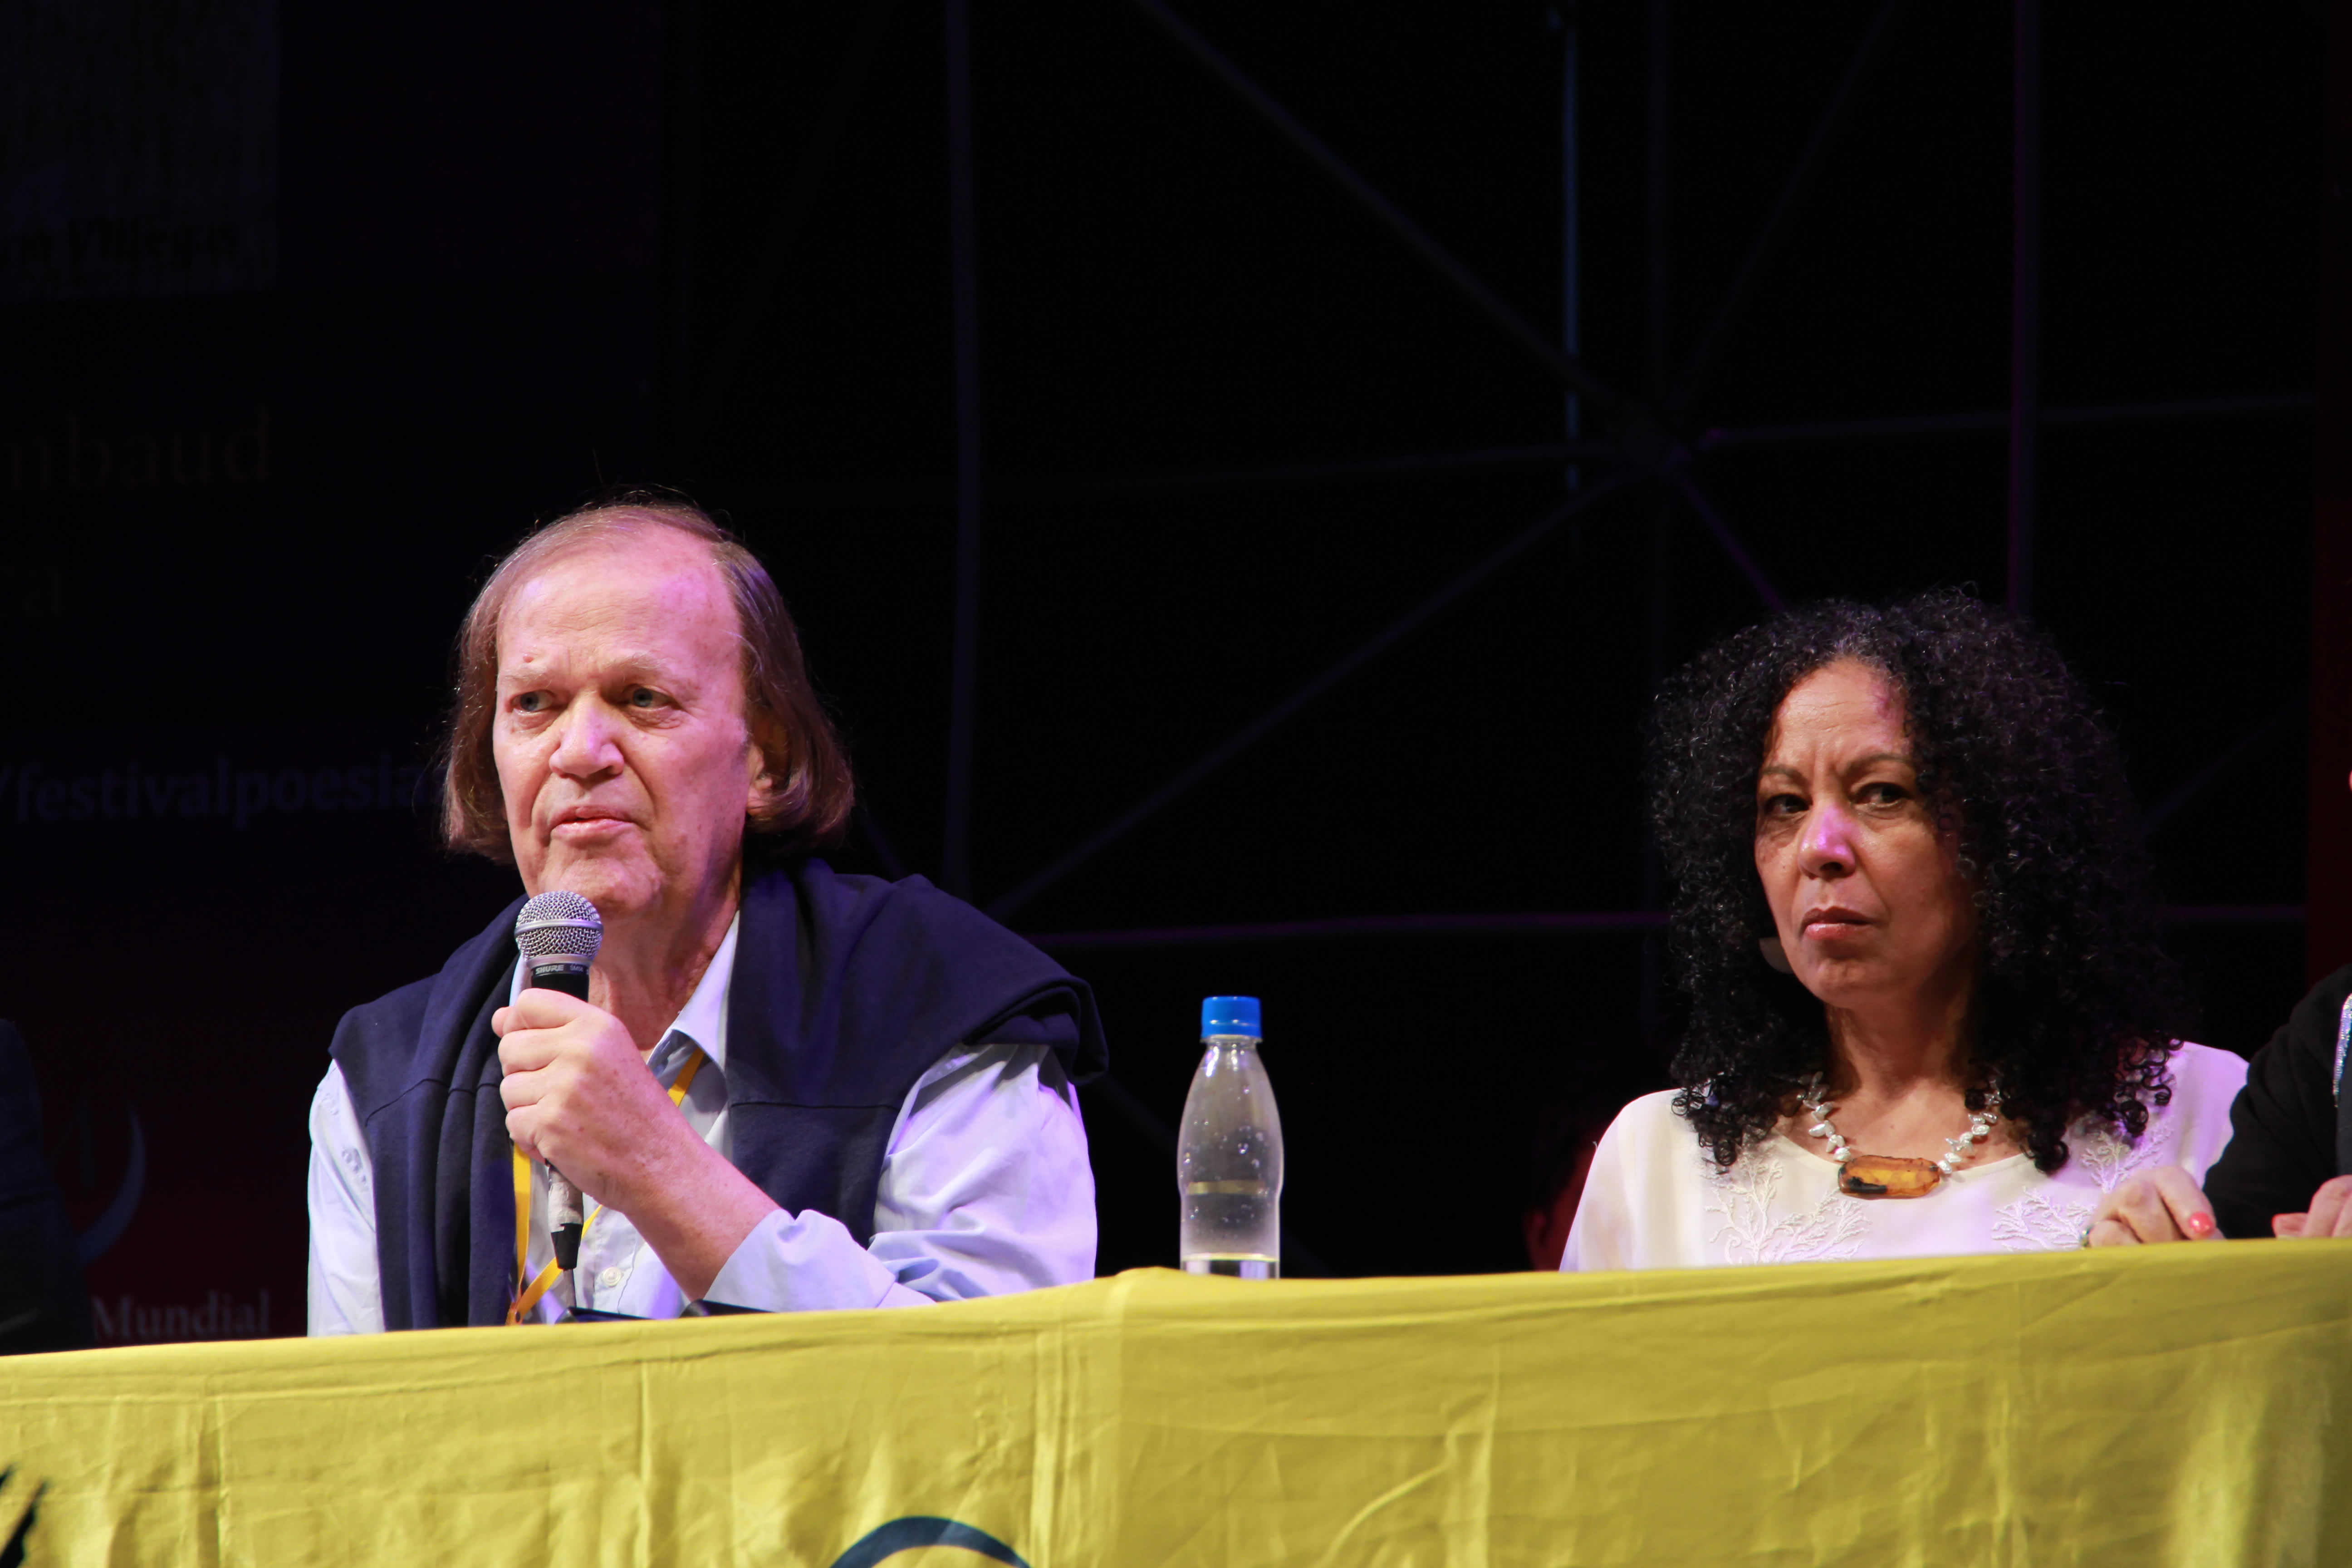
{"left": 1562, "top": 591, "right": 2246, "bottom": 1269}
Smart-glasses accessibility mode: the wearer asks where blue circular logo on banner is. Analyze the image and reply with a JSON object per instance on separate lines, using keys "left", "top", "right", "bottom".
{"left": 827, "top": 1516, "right": 1029, "bottom": 1568}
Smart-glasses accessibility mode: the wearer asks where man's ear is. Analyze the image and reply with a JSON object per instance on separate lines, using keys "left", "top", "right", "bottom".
{"left": 745, "top": 730, "right": 784, "bottom": 816}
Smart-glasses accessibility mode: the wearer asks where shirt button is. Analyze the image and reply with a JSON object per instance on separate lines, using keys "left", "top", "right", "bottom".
{"left": 598, "top": 1267, "right": 623, "bottom": 1290}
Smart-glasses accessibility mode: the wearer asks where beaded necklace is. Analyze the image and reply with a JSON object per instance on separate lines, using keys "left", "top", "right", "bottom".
{"left": 1798, "top": 1074, "right": 2003, "bottom": 1198}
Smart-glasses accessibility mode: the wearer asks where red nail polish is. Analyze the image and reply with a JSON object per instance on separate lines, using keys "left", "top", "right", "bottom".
{"left": 2187, "top": 1213, "right": 2215, "bottom": 1238}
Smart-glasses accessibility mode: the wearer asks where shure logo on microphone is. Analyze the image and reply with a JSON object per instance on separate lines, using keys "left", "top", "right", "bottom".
{"left": 0, "top": 757, "right": 430, "bottom": 830}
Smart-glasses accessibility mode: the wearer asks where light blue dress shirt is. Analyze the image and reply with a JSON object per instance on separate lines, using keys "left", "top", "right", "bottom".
{"left": 307, "top": 916, "right": 1096, "bottom": 1333}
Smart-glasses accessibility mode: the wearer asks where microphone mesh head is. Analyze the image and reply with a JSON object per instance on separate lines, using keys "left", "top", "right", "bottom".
{"left": 516, "top": 890, "right": 604, "bottom": 960}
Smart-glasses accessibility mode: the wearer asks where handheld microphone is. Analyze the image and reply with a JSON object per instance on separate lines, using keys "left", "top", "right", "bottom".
{"left": 515, "top": 890, "right": 604, "bottom": 1278}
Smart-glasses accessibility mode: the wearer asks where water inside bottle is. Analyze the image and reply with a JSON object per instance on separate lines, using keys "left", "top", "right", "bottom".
{"left": 1178, "top": 1040, "right": 1282, "bottom": 1276}
{"left": 1181, "top": 1181, "right": 1278, "bottom": 1276}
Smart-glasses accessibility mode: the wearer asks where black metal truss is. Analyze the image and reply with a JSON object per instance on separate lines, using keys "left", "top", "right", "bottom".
{"left": 689, "top": 1, "right": 2312, "bottom": 945}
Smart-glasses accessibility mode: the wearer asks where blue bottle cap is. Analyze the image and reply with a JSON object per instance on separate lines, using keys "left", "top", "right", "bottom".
{"left": 1200, "top": 995, "right": 1262, "bottom": 1038}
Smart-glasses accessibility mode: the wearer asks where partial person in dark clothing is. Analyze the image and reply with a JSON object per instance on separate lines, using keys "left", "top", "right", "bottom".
{"left": 0, "top": 1021, "right": 91, "bottom": 1353}
{"left": 2090, "top": 965, "right": 2352, "bottom": 1244}
{"left": 2090, "top": 745, "right": 2352, "bottom": 1245}
{"left": 2200, "top": 968, "right": 2352, "bottom": 1240}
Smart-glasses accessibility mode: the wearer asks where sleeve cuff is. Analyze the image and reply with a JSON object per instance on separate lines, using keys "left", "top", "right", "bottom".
{"left": 702, "top": 1208, "right": 937, "bottom": 1313}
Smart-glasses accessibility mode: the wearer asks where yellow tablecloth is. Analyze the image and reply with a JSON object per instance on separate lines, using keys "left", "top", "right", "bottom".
{"left": 2, "top": 1246, "right": 2348, "bottom": 1566}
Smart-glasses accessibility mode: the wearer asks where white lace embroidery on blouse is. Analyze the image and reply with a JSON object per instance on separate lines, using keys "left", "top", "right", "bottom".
{"left": 1988, "top": 1113, "right": 2175, "bottom": 1253}
{"left": 1706, "top": 1152, "right": 1871, "bottom": 1266}
{"left": 2068, "top": 1114, "right": 2173, "bottom": 1191}
{"left": 1560, "top": 1045, "right": 2246, "bottom": 1272}
{"left": 1990, "top": 1191, "right": 2094, "bottom": 1251}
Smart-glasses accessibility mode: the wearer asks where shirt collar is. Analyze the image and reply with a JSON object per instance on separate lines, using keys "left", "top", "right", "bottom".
{"left": 662, "top": 913, "right": 738, "bottom": 1072}
{"left": 506, "top": 911, "right": 740, "bottom": 1073}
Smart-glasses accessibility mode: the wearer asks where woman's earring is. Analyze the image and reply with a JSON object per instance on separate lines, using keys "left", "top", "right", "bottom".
{"left": 1758, "top": 936, "right": 1792, "bottom": 974}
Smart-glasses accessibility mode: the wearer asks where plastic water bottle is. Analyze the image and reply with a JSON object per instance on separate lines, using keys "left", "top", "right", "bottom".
{"left": 1178, "top": 995, "right": 1284, "bottom": 1279}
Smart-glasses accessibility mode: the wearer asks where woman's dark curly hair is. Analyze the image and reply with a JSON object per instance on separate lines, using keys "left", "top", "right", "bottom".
{"left": 1648, "top": 589, "right": 2187, "bottom": 1174}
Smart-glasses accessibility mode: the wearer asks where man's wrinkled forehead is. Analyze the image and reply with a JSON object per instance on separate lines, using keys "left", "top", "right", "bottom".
{"left": 496, "top": 531, "right": 739, "bottom": 672}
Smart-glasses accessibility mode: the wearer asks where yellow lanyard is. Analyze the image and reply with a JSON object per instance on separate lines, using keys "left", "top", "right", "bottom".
{"left": 506, "top": 1049, "right": 704, "bottom": 1325}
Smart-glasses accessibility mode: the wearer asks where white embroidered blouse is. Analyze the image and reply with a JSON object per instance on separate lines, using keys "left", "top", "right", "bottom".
{"left": 1561, "top": 1042, "right": 2247, "bottom": 1271}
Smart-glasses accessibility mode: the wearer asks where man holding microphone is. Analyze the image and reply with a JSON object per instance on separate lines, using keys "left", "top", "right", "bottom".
{"left": 308, "top": 495, "right": 1103, "bottom": 1330}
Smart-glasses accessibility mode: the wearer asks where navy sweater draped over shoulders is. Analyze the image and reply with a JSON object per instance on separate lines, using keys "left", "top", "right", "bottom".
{"left": 329, "top": 858, "right": 1106, "bottom": 1328}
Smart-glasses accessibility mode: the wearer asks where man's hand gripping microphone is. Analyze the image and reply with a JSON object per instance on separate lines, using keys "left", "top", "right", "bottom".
{"left": 514, "top": 892, "right": 604, "bottom": 1279}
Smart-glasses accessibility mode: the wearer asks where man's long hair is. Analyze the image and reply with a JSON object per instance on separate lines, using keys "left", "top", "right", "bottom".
{"left": 438, "top": 490, "right": 855, "bottom": 864}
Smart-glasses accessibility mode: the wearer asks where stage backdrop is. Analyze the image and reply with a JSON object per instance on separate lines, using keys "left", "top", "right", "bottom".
{"left": 0, "top": 1247, "right": 2346, "bottom": 1566}
{"left": 0, "top": 0, "right": 662, "bottom": 1344}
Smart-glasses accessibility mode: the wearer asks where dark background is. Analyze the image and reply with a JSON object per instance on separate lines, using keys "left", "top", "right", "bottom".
{"left": 0, "top": 0, "right": 2328, "bottom": 1338}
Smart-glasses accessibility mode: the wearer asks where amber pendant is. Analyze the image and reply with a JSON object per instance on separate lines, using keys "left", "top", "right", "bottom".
{"left": 1838, "top": 1155, "right": 1943, "bottom": 1199}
